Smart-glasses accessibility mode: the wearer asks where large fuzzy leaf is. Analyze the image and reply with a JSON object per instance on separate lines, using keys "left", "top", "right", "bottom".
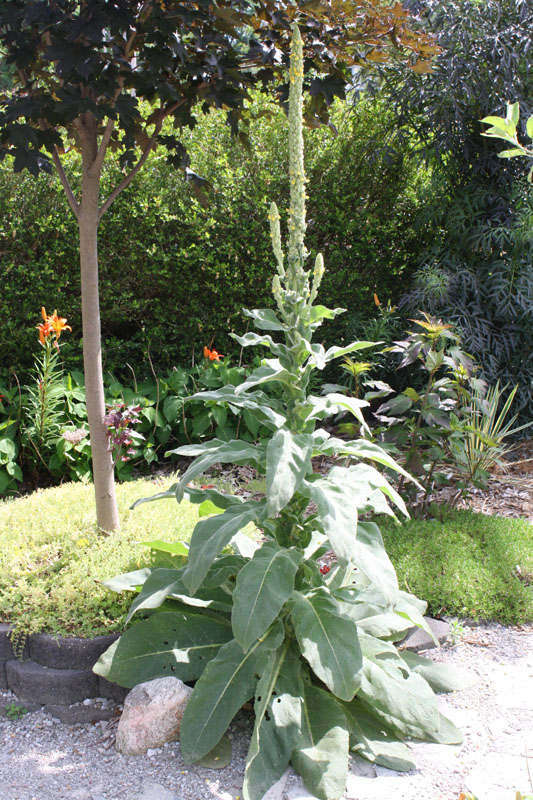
{"left": 341, "top": 698, "right": 416, "bottom": 772}
{"left": 235, "top": 359, "right": 293, "bottom": 394}
{"left": 231, "top": 331, "right": 288, "bottom": 360}
{"left": 182, "top": 386, "right": 287, "bottom": 430}
{"left": 125, "top": 566, "right": 233, "bottom": 623}
{"left": 291, "top": 682, "right": 350, "bottom": 800}
{"left": 317, "top": 437, "right": 416, "bottom": 485}
{"left": 323, "top": 341, "right": 378, "bottom": 362}
{"left": 301, "top": 475, "right": 359, "bottom": 566}
{"left": 243, "top": 645, "right": 303, "bottom": 800}
{"left": 352, "top": 522, "right": 399, "bottom": 607}
{"left": 357, "top": 633, "right": 440, "bottom": 739}
{"left": 324, "top": 392, "right": 370, "bottom": 429}
{"left": 399, "top": 651, "right": 475, "bottom": 693}
{"left": 93, "top": 610, "right": 232, "bottom": 687}
{"left": 427, "top": 713, "right": 463, "bottom": 745}
{"left": 243, "top": 307, "right": 287, "bottom": 331}
{"left": 184, "top": 500, "right": 266, "bottom": 594}
{"left": 266, "top": 428, "right": 313, "bottom": 516}
{"left": 232, "top": 542, "right": 302, "bottom": 651}
{"left": 180, "top": 622, "right": 284, "bottom": 763}
{"left": 171, "top": 440, "right": 267, "bottom": 502}
{"left": 290, "top": 589, "right": 362, "bottom": 701}
{"left": 100, "top": 567, "right": 152, "bottom": 593}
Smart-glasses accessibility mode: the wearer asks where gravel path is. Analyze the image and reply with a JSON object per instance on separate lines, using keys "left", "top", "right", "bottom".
{"left": 1, "top": 623, "right": 532, "bottom": 800}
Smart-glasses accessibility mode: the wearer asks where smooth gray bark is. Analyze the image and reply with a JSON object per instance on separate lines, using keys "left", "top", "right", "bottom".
{"left": 78, "top": 117, "right": 120, "bottom": 532}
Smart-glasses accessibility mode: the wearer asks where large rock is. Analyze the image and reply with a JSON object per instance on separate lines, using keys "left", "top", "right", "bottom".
{"left": 115, "top": 677, "right": 192, "bottom": 756}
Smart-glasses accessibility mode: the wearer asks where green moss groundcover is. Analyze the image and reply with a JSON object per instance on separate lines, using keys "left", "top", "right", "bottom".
{"left": 1, "top": 480, "right": 531, "bottom": 638}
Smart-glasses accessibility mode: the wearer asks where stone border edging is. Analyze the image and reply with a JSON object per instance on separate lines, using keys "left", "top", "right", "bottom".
{"left": 0, "top": 617, "right": 450, "bottom": 723}
{"left": 0, "top": 623, "right": 128, "bottom": 711}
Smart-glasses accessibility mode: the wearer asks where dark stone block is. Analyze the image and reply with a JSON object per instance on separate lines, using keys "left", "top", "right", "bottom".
{"left": 97, "top": 676, "right": 129, "bottom": 703}
{"left": 399, "top": 617, "right": 450, "bottom": 653}
{"left": 29, "top": 632, "right": 120, "bottom": 670}
{"left": 6, "top": 659, "right": 98, "bottom": 705}
{"left": 0, "top": 659, "right": 7, "bottom": 690}
{"left": 0, "top": 624, "right": 29, "bottom": 660}
{"left": 43, "top": 703, "right": 118, "bottom": 724}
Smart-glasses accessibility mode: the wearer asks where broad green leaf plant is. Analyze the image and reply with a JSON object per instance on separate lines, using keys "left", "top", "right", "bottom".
{"left": 481, "top": 101, "right": 533, "bottom": 181}
{"left": 95, "top": 27, "right": 467, "bottom": 800}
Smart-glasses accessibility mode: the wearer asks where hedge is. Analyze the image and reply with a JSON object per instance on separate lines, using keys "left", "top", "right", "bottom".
{"left": 0, "top": 94, "right": 427, "bottom": 382}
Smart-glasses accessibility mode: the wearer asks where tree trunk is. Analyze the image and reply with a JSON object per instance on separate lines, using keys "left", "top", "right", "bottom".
{"left": 79, "top": 126, "right": 120, "bottom": 532}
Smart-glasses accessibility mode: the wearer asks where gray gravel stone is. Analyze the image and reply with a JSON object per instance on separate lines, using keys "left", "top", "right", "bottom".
{"left": 42, "top": 702, "right": 119, "bottom": 724}
{"left": 137, "top": 781, "right": 183, "bottom": 800}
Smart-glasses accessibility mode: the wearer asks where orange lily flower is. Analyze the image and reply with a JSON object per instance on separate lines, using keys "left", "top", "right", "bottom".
{"left": 36, "top": 321, "right": 51, "bottom": 345}
{"left": 204, "top": 346, "right": 223, "bottom": 362}
{"left": 46, "top": 309, "right": 72, "bottom": 340}
{"left": 36, "top": 307, "right": 52, "bottom": 344}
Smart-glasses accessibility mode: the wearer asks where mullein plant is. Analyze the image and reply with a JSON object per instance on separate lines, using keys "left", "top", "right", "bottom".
{"left": 95, "top": 27, "right": 468, "bottom": 800}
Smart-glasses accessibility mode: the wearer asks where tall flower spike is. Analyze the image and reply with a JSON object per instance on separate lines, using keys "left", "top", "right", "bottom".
{"left": 310, "top": 253, "right": 325, "bottom": 304}
{"left": 287, "top": 24, "right": 307, "bottom": 288}
{"left": 269, "top": 202, "right": 285, "bottom": 277}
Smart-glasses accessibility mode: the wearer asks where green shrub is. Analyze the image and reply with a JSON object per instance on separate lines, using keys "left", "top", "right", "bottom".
{"left": 0, "top": 93, "right": 425, "bottom": 382}
{"left": 0, "top": 354, "right": 275, "bottom": 496}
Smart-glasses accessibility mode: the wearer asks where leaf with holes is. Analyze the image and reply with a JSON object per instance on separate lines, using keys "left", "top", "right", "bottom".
{"left": 243, "top": 645, "right": 303, "bottom": 800}
{"left": 180, "top": 622, "right": 284, "bottom": 763}
{"left": 291, "top": 682, "right": 350, "bottom": 800}
{"left": 93, "top": 610, "right": 232, "bottom": 687}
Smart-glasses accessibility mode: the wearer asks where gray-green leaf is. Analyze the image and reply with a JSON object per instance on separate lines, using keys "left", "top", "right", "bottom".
{"left": 93, "top": 610, "right": 232, "bottom": 687}
{"left": 291, "top": 682, "right": 350, "bottom": 800}
{"left": 232, "top": 542, "right": 302, "bottom": 651}
{"left": 399, "top": 651, "right": 475, "bottom": 693}
{"left": 243, "top": 645, "right": 303, "bottom": 800}
{"left": 290, "top": 589, "right": 362, "bottom": 701}
{"left": 357, "top": 633, "right": 440, "bottom": 739}
{"left": 180, "top": 623, "right": 284, "bottom": 763}
{"left": 174, "top": 440, "right": 267, "bottom": 502}
{"left": 341, "top": 697, "right": 415, "bottom": 772}
{"left": 266, "top": 428, "right": 313, "bottom": 516}
{"left": 184, "top": 500, "right": 266, "bottom": 594}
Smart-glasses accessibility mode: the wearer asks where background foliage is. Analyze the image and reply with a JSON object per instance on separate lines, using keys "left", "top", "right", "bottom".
{"left": 0, "top": 93, "right": 425, "bottom": 383}
{"left": 373, "top": 0, "right": 533, "bottom": 422}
